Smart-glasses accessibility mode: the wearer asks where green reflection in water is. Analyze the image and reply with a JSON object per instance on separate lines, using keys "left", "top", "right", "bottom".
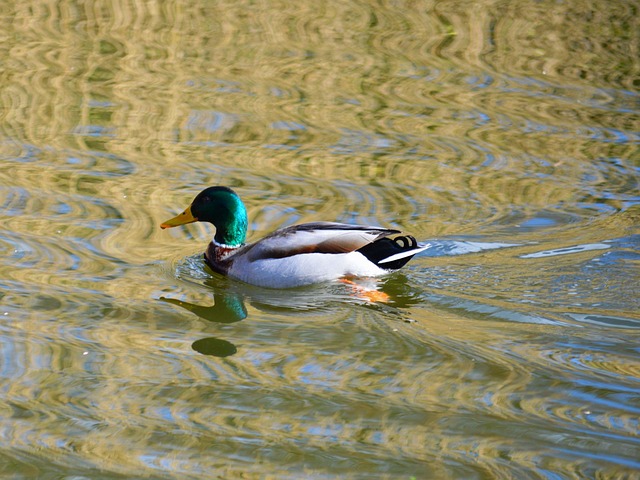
{"left": 160, "top": 291, "right": 247, "bottom": 356}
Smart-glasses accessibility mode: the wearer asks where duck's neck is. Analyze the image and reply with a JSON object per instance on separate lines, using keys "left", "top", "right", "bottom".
{"left": 213, "top": 214, "right": 247, "bottom": 247}
{"left": 212, "top": 238, "right": 242, "bottom": 250}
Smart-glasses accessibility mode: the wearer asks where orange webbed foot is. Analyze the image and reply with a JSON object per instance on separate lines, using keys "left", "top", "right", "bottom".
{"left": 339, "top": 278, "right": 390, "bottom": 303}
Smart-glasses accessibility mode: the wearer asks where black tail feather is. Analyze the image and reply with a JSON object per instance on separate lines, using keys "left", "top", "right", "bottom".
{"left": 357, "top": 235, "right": 420, "bottom": 270}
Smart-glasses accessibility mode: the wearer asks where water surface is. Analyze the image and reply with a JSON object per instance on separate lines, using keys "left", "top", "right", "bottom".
{"left": 1, "top": 0, "right": 639, "bottom": 478}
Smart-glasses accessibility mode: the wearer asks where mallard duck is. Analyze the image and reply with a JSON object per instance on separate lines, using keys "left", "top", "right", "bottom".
{"left": 161, "top": 186, "right": 429, "bottom": 288}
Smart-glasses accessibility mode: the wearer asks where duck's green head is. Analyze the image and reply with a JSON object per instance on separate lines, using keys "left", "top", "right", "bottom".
{"left": 161, "top": 186, "right": 248, "bottom": 246}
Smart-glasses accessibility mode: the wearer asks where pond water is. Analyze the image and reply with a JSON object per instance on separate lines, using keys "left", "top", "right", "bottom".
{"left": 1, "top": 1, "right": 639, "bottom": 478}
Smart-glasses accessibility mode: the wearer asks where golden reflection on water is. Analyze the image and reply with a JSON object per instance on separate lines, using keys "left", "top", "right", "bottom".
{"left": 0, "top": 0, "right": 639, "bottom": 478}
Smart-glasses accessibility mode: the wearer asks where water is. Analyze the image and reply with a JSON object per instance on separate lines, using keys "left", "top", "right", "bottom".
{"left": 1, "top": 0, "right": 639, "bottom": 478}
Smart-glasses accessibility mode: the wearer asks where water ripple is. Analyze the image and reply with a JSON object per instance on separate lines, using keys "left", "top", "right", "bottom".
{"left": 1, "top": 0, "right": 639, "bottom": 478}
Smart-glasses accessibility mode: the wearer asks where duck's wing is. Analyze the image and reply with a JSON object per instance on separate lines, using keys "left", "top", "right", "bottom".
{"left": 243, "top": 222, "right": 401, "bottom": 261}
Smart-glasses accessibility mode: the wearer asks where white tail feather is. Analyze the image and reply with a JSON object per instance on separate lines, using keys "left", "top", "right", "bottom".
{"left": 378, "top": 243, "right": 431, "bottom": 265}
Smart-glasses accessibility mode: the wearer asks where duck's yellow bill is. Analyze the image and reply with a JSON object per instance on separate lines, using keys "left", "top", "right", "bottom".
{"left": 161, "top": 205, "right": 197, "bottom": 229}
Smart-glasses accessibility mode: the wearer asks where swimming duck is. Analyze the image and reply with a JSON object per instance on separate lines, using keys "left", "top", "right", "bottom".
{"left": 161, "top": 186, "right": 429, "bottom": 288}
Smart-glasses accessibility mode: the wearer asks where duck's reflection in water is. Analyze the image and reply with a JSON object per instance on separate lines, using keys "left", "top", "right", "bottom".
{"left": 160, "top": 272, "right": 426, "bottom": 357}
{"left": 160, "top": 290, "right": 247, "bottom": 357}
